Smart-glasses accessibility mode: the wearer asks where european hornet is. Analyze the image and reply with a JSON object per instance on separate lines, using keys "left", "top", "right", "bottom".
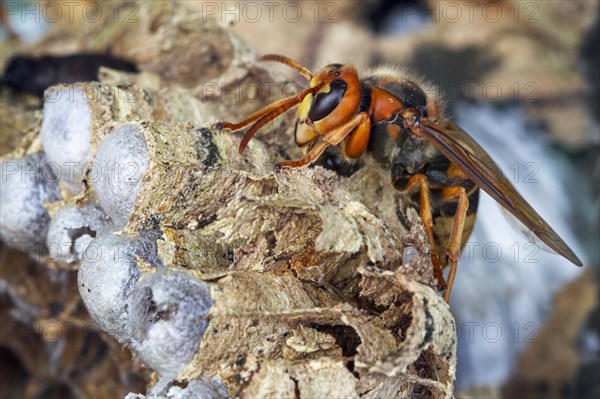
{"left": 215, "top": 54, "right": 582, "bottom": 302}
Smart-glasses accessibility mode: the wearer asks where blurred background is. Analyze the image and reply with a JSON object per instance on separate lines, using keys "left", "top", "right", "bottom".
{"left": 1, "top": 0, "right": 598, "bottom": 398}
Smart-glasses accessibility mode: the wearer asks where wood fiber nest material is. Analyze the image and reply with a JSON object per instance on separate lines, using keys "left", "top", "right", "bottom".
{"left": 103, "top": 114, "right": 457, "bottom": 397}
{"left": 86, "top": 111, "right": 458, "bottom": 396}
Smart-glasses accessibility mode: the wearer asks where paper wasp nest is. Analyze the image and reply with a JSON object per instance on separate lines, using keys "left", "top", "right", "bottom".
{"left": 0, "top": 3, "right": 457, "bottom": 398}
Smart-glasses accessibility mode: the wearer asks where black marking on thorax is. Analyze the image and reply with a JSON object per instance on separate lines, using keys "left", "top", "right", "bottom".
{"left": 358, "top": 85, "right": 372, "bottom": 114}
